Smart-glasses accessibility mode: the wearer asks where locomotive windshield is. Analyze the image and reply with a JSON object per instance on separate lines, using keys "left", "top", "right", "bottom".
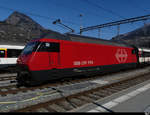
{"left": 21, "top": 42, "right": 39, "bottom": 55}
{"left": 21, "top": 41, "right": 60, "bottom": 55}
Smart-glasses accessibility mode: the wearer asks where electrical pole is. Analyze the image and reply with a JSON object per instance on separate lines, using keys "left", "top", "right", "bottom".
{"left": 117, "top": 25, "right": 120, "bottom": 36}
{"left": 98, "top": 28, "right": 101, "bottom": 38}
{"left": 80, "top": 14, "right": 83, "bottom": 35}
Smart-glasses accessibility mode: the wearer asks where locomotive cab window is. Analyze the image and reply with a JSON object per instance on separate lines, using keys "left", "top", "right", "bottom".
{"left": 38, "top": 42, "right": 60, "bottom": 52}
{"left": 21, "top": 42, "right": 39, "bottom": 55}
{"left": 0, "top": 50, "right": 5, "bottom": 57}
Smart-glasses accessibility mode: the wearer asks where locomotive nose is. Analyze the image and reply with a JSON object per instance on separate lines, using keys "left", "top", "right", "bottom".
{"left": 17, "top": 54, "right": 32, "bottom": 65}
{"left": 17, "top": 55, "right": 26, "bottom": 64}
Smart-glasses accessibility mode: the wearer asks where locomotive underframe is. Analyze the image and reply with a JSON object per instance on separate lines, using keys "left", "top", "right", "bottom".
{"left": 17, "top": 63, "right": 137, "bottom": 86}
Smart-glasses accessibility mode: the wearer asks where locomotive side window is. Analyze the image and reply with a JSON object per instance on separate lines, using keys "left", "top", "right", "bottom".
{"left": 38, "top": 42, "right": 60, "bottom": 52}
{"left": 48, "top": 42, "right": 60, "bottom": 52}
{"left": 0, "top": 50, "right": 5, "bottom": 57}
{"left": 7, "top": 49, "right": 22, "bottom": 58}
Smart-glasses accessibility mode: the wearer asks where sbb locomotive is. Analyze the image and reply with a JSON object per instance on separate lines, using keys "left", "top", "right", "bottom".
{"left": 16, "top": 33, "right": 150, "bottom": 86}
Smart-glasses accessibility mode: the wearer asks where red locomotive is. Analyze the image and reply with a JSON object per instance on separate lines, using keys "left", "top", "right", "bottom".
{"left": 16, "top": 33, "right": 150, "bottom": 86}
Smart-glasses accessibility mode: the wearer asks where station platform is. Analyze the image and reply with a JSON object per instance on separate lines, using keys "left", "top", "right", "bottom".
{"left": 72, "top": 79, "right": 150, "bottom": 113}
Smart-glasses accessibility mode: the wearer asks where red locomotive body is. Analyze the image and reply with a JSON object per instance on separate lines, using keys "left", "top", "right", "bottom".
{"left": 16, "top": 34, "right": 138, "bottom": 85}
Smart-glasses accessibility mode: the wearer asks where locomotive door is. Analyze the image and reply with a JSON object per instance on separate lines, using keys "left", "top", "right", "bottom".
{"left": 50, "top": 53, "right": 59, "bottom": 69}
{"left": 48, "top": 42, "right": 60, "bottom": 69}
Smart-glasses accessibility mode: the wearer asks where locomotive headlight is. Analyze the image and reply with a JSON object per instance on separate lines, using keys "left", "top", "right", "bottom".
{"left": 17, "top": 58, "right": 21, "bottom": 64}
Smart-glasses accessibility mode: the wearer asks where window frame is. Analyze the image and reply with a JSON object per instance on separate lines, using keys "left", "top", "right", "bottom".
{"left": 0, "top": 50, "right": 6, "bottom": 58}
{"left": 7, "top": 49, "right": 22, "bottom": 58}
{"left": 38, "top": 42, "right": 60, "bottom": 52}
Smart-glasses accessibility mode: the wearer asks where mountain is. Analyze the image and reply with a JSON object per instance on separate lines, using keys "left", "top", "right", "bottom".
{"left": 0, "top": 11, "right": 58, "bottom": 45}
{"left": 4, "top": 11, "right": 44, "bottom": 31}
{"left": 1, "top": 11, "right": 150, "bottom": 48}
{"left": 111, "top": 23, "right": 150, "bottom": 48}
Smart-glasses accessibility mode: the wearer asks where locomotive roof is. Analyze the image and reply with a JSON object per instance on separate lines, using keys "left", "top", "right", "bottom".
{"left": 67, "top": 34, "right": 131, "bottom": 47}
{"left": 40, "top": 30, "right": 70, "bottom": 40}
{"left": 41, "top": 31, "right": 132, "bottom": 48}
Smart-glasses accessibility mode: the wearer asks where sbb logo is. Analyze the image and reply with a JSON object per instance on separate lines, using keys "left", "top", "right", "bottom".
{"left": 115, "top": 49, "right": 128, "bottom": 63}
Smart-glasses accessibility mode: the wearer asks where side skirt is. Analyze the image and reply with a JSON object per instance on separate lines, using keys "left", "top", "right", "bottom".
{"left": 30, "top": 63, "right": 137, "bottom": 83}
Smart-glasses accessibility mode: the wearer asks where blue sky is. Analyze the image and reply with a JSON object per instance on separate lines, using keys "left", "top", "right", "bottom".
{"left": 0, "top": 0, "right": 150, "bottom": 40}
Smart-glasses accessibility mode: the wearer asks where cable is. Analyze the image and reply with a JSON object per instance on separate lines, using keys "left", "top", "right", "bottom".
{"left": 0, "top": 5, "right": 79, "bottom": 26}
{"left": 127, "top": 0, "right": 149, "bottom": 14}
{"left": 51, "top": 1, "right": 112, "bottom": 22}
{"left": 0, "top": 5, "right": 81, "bottom": 34}
{"left": 82, "top": 0, "right": 125, "bottom": 20}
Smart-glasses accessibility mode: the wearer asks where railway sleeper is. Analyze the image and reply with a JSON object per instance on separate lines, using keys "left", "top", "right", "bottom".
{"left": 84, "top": 93, "right": 101, "bottom": 100}
{"left": 75, "top": 96, "right": 90, "bottom": 105}
{"left": 55, "top": 100, "right": 75, "bottom": 111}
{"left": 92, "top": 92, "right": 107, "bottom": 98}
{"left": 36, "top": 108, "right": 49, "bottom": 112}
{"left": 97, "top": 89, "right": 113, "bottom": 95}
{"left": 49, "top": 103, "right": 66, "bottom": 112}
{"left": 105, "top": 88, "right": 120, "bottom": 93}
{"left": 122, "top": 80, "right": 141, "bottom": 86}
{"left": 114, "top": 83, "right": 131, "bottom": 88}
{"left": 137, "top": 78, "right": 148, "bottom": 82}
{"left": 45, "top": 106, "right": 57, "bottom": 112}
{"left": 68, "top": 97, "right": 86, "bottom": 107}
{"left": 77, "top": 95, "right": 95, "bottom": 103}
{"left": 109, "top": 86, "right": 128, "bottom": 91}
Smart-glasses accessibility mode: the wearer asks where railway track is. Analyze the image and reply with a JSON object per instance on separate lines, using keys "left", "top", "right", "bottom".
{"left": 0, "top": 73, "right": 16, "bottom": 79}
{"left": 0, "top": 67, "right": 147, "bottom": 97}
{"left": 0, "top": 73, "right": 110, "bottom": 96}
{"left": 0, "top": 66, "right": 149, "bottom": 112}
{"left": 11, "top": 68, "right": 150, "bottom": 112}
{"left": 0, "top": 73, "right": 17, "bottom": 87}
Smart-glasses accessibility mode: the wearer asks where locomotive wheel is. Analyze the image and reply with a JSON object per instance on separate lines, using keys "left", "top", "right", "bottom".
{"left": 16, "top": 71, "right": 35, "bottom": 86}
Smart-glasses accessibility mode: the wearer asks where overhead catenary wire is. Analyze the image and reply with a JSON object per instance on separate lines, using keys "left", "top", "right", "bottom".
{"left": 51, "top": 0, "right": 115, "bottom": 23}
{"left": 126, "top": 0, "right": 150, "bottom": 14}
{"left": 80, "top": 14, "right": 150, "bottom": 34}
{"left": 0, "top": 5, "right": 79, "bottom": 26}
{"left": 0, "top": 1, "right": 149, "bottom": 36}
{"left": 81, "top": 0, "right": 125, "bottom": 20}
